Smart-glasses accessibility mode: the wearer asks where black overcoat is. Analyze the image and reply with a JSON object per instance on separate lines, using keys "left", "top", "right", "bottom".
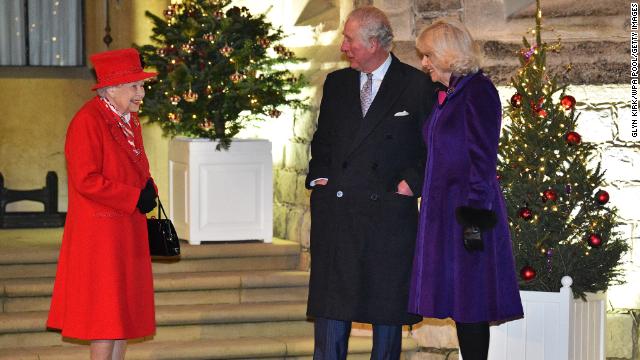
{"left": 306, "top": 54, "right": 436, "bottom": 325}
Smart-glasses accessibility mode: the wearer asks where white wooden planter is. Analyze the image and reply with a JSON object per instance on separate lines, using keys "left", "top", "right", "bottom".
{"left": 168, "top": 137, "right": 273, "bottom": 244}
{"left": 489, "top": 276, "right": 606, "bottom": 360}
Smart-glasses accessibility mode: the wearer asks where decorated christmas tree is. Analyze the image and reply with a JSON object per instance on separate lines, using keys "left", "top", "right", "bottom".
{"left": 497, "top": 0, "right": 628, "bottom": 298}
{"left": 138, "top": 0, "right": 306, "bottom": 149}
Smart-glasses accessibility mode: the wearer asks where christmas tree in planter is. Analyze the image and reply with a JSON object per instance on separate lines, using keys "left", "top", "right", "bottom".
{"left": 137, "top": 0, "right": 306, "bottom": 150}
{"left": 497, "top": 0, "right": 628, "bottom": 299}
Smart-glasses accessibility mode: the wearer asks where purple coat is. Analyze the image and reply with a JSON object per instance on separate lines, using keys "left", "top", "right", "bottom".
{"left": 408, "top": 72, "right": 523, "bottom": 323}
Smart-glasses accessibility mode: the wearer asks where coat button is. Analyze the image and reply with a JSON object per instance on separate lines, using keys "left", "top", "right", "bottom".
{"left": 370, "top": 193, "right": 379, "bottom": 201}
{"left": 336, "top": 190, "right": 343, "bottom": 198}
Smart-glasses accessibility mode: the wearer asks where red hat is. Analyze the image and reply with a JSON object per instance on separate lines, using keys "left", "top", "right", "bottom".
{"left": 90, "top": 48, "right": 157, "bottom": 90}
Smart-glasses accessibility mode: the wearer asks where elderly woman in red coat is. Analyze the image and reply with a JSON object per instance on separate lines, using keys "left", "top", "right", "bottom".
{"left": 408, "top": 20, "right": 523, "bottom": 360}
{"left": 47, "top": 48, "right": 158, "bottom": 360}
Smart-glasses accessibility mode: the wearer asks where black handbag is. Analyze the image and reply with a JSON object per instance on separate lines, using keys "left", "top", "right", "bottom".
{"left": 147, "top": 198, "right": 180, "bottom": 257}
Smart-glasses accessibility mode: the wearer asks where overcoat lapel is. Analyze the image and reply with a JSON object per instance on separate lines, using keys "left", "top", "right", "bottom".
{"left": 92, "top": 97, "right": 149, "bottom": 178}
{"left": 346, "top": 70, "right": 364, "bottom": 119}
{"left": 345, "top": 55, "right": 406, "bottom": 158}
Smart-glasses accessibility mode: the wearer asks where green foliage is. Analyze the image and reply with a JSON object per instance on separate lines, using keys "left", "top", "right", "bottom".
{"left": 497, "top": 0, "right": 628, "bottom": 299}
{"left": 137, "top": 0, "right": 307, "bottom": 149}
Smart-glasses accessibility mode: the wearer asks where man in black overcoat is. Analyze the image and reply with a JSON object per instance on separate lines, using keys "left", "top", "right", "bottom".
{"left": 306, "top": 5, "right": 437, "bottom": 360}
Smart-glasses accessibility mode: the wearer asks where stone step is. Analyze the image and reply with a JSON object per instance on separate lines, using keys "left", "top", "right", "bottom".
{"left": 0, "top": 302, "right": 309, "bottom": 348}
{"left": 4, "top": 286, "right": 309, "bottom": 313}
{"left": 2, "top": 319, "right": 314, "bottom": 349}
{"left": 0, "top": 301, "right": 308, "bottom": 334}
{"left": 1, "top": 270, "right": 310, "bottom": 298}
{"left": 0, "top": 335, "right": 420, "bottom": 360}
{"left": 1, "top": 270, "right": 310, "bottom": 312}
{"left": 0, "top": 239, "right": 300, "bottom": 265}
{"left": 0, "top": 239, "right": 301, "bottom": 279}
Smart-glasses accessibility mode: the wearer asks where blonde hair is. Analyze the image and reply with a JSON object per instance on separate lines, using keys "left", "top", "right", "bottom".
{"left": 347, "top": 6, "right": 394, "bottom": 52}
{"left": 416, "top": 19, "right": 480, "bottom": 75}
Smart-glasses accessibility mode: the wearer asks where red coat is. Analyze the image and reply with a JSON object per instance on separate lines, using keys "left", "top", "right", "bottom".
{"left": 47, "top": 96, "right": 155, "bottom": 340}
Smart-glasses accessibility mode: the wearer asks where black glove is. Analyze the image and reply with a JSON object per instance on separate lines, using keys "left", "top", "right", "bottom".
{"left": 455, "top": 206, "right": 497, "bottom": 252}
{"left": 462, "top": 225, "right": 484, "bottom": 251}
{"left": 137, "top": 179, "right": 157, "bottom": 214}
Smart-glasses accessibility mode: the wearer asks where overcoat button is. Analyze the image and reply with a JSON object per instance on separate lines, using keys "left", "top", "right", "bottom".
{"left": 370, "top": 193, "right": 379, "bottom": 201}
{"left": 336, "top": 190, "right": 343, "bottom": 198}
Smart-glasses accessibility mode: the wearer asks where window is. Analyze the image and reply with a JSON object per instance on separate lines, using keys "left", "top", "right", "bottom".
{"left": 0, "top": 0, "right": 83, "bottom": 66}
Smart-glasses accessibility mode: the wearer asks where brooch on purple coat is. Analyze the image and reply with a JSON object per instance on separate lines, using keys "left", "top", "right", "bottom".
{"left": 437, "top": 74, "right": 462, "bottom": 105}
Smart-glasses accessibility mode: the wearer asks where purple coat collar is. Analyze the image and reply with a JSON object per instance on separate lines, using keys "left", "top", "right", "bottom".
{"left": 437, "top": 71, "right": 482, "bottom": 107}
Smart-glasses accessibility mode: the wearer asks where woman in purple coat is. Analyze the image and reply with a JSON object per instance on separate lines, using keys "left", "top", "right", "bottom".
{"left": 408, "top": 20, "right": 523, "bottom": 360}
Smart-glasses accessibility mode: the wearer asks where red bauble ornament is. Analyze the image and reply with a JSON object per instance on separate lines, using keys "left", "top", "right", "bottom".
{"left": 536, "top": 108, "right": 548, "bottom": 118}
{"left": 587, "top": 233, "right": 603, "bottom": 248}
{"left": 542, "top": 189, "right": 558, "bottom": 202}
{"left": 520, "top": 266, "right": 536, "bottom": 281}
{"left": 595, "top": 190, "right": 610, "bottom": 204}
{"left": 560, "top": 95, "right": 576, "bottom": 110}
{"left": 518, "top": 207, "right": 533, "bottom": 220}
{"left": 565, "top": 131, "right": 581, "bottom": 145}
{"left": 510, "top": 93, "right": 522, "bottom": 108}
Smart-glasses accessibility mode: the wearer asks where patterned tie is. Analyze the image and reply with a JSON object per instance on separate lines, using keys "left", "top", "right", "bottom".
{"left": 360, "top": 72, "right": 373, "bottom": 116}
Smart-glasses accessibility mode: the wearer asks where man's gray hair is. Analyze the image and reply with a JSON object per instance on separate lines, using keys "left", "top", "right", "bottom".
{"left": 347, "top": 6, "right": 394, "bottom": 52}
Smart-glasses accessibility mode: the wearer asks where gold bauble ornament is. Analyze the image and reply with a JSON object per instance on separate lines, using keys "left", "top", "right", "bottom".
{"left": 229, "top": 72, "right": 244, "bottom": 83}
{"left": 219, "top": 44, "right": 233, "bottom": 57}
{"left": 181, "top": 43, "right": 194, "bottom": 53}
{"left": 183, "top": 89, "right": 198, "bottom": 102}
{"left": 168, "top": 112, "right": 181, "bottom": 123}
{"left": 258, "top": 37, "right": 270, "bottom": 48}
{"left": 269, "top": 109, "right": 282, "bottom": 118}
{"left": 169, "top": 94, "right": 181, "bottom": 105}
{"left": 199, "top": 119, "right": 213, "bottom": 130}
{"left": 163, "top": 9, "right": 174, "bottom": 19}
{"left": 273, "top": 44, "right": 286, "bottom": 54}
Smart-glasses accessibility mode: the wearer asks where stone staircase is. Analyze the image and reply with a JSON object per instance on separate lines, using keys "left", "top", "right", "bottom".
{"left": 0, "top": 237, "right": 418, "bottom": 359}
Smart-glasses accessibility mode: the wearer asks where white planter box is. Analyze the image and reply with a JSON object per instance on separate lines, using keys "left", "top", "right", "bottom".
{"left": 489, "top": 276, "right": 606, "bottom": 360}
{"left": 168, "top": 137, "right": 273, "bottom": 244}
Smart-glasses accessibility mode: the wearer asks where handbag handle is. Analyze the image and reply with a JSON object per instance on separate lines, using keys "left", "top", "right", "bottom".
{"left": 156, "top": 197, "right": 169, "bottom": 220}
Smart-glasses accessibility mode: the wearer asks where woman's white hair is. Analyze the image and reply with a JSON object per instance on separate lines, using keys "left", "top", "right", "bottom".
{"left": 416, "top": 19, "right": 481, "bottom": 75}
{"left": 96, "top": 86, "right": 114, "bottom": 97}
